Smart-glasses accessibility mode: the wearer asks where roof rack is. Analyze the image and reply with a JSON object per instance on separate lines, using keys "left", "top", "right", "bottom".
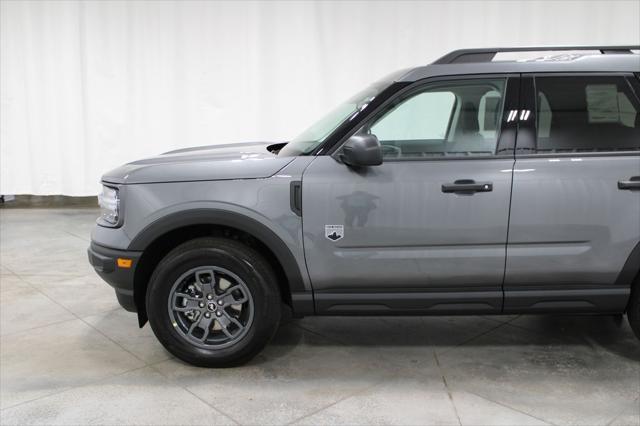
{"left": 433, "top": 46, "right": 640, "bottom": 65}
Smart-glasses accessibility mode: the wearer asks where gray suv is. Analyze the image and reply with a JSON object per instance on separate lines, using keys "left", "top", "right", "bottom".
{"left": 89, "top": 46, "right": 640, "bottom": 367}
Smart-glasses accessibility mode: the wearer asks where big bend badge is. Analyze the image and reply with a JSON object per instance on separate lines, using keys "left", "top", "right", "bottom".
{"left": 325, "top": 225, "right": 344, "bottom": 242}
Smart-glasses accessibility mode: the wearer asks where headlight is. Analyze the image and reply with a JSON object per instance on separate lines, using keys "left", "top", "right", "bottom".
{"left": 98, "top": 185, "right": 120, "bottom": 227}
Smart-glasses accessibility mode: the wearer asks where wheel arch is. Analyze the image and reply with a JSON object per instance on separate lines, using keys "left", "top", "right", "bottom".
{"left": 619, "top": 240, "right": 640, "bottom": 313}
{"left": 616, "top": 241, "right": 640, "bottom": 286}
{"left": 129, "top": 209, "right": 313, "bottom": 326}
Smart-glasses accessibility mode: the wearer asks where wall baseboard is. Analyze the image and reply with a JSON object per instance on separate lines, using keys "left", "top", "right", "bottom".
{"left": 0, "top": 195, "right": 98, "bottom": 208}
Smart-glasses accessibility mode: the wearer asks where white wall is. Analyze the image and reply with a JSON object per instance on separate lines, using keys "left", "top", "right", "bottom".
{"left": 2, "top": 0, "right": 639, "bottom": 195}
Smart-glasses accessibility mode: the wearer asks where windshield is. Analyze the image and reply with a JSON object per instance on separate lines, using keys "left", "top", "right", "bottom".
{"left": 278, "top": 82, "right": 389, "bottom": 156}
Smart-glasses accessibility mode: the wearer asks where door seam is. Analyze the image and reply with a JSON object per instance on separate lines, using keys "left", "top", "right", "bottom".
{"left": 299, "top": 156, "right": 320, "bottom": 313}
{"left": 501, "top": 74, "right": 523, "bottom": 312}
{"left": 502, "top": 159, "right": 516, "bottom": 313}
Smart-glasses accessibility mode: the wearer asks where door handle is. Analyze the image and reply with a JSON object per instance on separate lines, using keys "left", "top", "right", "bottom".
{"left": 442, "top": 179, "right": 493, "bottom": 194}
{"left": 618, "top": 176, "right": 640, "bottom": 190}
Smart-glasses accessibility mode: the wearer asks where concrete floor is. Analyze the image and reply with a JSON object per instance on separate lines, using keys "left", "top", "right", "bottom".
{"left": 1, "top": 208, "right": 639, "bottom": 426}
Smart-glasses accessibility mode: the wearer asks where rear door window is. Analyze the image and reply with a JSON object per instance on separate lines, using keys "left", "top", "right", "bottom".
{"left": 533, "top": 76, "right": 640, "bottom": 153}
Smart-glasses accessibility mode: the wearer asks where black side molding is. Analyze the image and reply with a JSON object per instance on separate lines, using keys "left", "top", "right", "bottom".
{"left": 503, "top": 287, "right": 629, "bottom": 314}
{"left": 315, "top": 290, "right": 502, "bottom": 315}
{"left": 290, "top": 181, "right": 302, "bottom": 216}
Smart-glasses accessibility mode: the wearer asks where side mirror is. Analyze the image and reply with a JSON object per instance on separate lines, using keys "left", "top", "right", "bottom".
{"left": 340, "top": 134, "right": 383, "bottom": 167}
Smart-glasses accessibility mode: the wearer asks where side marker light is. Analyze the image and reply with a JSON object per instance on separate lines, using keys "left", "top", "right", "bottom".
{"left": 117, "top": 258, "right": 132, "bottom": 268}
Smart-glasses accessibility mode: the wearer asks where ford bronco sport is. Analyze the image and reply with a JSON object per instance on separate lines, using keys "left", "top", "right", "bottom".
{"left": 89, "top": 46, "right": 640, "bottom": 367}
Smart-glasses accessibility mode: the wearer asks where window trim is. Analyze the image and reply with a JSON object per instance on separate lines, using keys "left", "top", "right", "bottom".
{"left": 327, "top": 74, "right": 519, "bottom": 162}
{"left": 312, "top": 82, "right": 410, "bottom": 156}
{"left": 627, "top": 74, "right": 640, "bottom": 104}
{"left": 516, "top": 72, "right": 640, "bottom": 157}
{"left": 444, "top": 95, "right": 459, "bottom": 141}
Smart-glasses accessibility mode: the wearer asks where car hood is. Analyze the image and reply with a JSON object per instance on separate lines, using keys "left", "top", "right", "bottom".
{"left": 102, "top": 142, "right": 293, "bottom": 185}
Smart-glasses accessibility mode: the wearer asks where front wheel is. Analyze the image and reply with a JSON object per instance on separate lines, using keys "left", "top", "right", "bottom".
{"left": 146, "top": 237, "right": 281, "bottom": 367}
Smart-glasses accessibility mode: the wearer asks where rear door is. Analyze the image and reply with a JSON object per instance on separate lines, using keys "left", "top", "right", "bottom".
{"left": 505, "top": 74, "right": 640, "bottom": 313}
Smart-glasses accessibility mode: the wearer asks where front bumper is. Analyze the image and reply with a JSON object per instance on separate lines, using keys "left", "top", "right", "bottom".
{"left": 88, "top": 242, "right": 142, "bottom": 312}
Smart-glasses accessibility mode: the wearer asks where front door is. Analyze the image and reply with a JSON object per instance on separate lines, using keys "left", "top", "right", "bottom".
{"left": 302, "top": 76, "right": 518, "bottom": 314}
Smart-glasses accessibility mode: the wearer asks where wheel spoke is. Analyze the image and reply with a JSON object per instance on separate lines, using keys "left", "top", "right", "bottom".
{"left": 186, "top": 318, "right": 200, "bottom": 337}
{"left": 227, "top": 314, "right": 244, "bottom": 330}
{"left": 172, "top": 293, "right": 201, "bottom": 312}
{"left": 219, "top": 285, "right": 248, "bottom": 306}
{"left": 186, "top": 313, "right": 213, "bottom": 341}
{"left": 217, "top": 311, "right": 245, "bottom": 338}
{"left": 216, "top": 314, "right": 231, "bottom": 337}
{"left": 174, "top": 292, "right": 199, "bottom": 302}
{"left": 195, "top": 269, "right": 216, "bottom": 295}
{"left": 198, "top": 316, "right": 213, "bottom": 342}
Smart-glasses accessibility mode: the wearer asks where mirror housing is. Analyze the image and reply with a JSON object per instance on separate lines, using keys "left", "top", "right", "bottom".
{"left": 340, "top": 134, "right": 383, "bottom": 167}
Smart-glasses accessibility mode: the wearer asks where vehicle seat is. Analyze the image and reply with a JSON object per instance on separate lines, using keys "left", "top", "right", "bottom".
{"left": 452, "top": 102, "right": 491, "bottom": 153}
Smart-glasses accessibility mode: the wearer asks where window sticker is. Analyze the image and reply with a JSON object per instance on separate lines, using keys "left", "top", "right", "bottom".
{"left": 586, "top": 84, "right": 620, "bottom": 123}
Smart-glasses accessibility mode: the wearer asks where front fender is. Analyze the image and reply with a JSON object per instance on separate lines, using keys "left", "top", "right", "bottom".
{"left": 128, "top": 207, "right": 309, "bottom": 295}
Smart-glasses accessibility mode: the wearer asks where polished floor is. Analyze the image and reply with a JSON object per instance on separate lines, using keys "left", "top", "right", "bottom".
{"left": 1, "top": 208, "right": 639, "bottom": 426}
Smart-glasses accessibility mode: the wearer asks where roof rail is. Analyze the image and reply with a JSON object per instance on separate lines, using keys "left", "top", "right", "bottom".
{"left": 433, "top": 46, "right": 640, "bottom": 64}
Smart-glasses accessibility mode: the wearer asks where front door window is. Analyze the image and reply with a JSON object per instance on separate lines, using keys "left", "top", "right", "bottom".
{"left": 364, "top": 79, "right": 506, "bottom": 158}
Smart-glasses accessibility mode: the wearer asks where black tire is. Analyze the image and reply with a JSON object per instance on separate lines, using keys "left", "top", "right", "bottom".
{"left": 146, "top": 237, "right": 281, "bottom": 367}
{"left": 628, "top": 277, "right": 640, "bottom": 340}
